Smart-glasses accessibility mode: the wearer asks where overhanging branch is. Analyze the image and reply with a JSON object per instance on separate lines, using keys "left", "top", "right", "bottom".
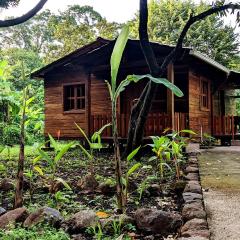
{"left": 0, "top": 0, "right": 48, "bottom": 28}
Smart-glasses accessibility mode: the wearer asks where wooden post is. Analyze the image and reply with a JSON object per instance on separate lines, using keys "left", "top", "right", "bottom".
{"left": 167, "top": 64, "right": 175, "bottom": 130}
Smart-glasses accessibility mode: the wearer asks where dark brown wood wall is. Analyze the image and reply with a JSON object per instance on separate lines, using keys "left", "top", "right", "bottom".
{"left": 90, "top": 74, "right": 112, "bottom": 115}
{"left": 44, "top": 69, "right": 89, "bottom": 138}
{"left": 188, "top": 71, "right": 212, "bottom": 135}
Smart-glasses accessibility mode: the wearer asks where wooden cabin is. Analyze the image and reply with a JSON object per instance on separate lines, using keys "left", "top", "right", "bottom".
{"left": 31, "top": 38, "right": 240, "bottom": 142}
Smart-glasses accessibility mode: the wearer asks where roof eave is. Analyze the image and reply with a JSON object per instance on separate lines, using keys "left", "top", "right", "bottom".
{"left": 189, "top": 50, "right": 230, "bottom": 74}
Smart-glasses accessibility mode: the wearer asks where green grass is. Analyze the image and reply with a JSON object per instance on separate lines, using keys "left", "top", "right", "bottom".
{"left": 0, "top": 225, "right": 70, "bottom": 240}
{"left": 0, "top": 145, "right": 38, "bottom": 158}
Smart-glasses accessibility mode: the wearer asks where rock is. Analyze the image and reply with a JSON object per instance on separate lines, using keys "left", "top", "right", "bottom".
{"left": 0, "top": 178, "right": 14, "bottom": 191}
{"left": 77, "top": 174, "right": 98, "bottom": 192}
{"left": 185, "top": 173, "right": 199, "bottom": 181}
{"left": 134, "top": 208, "right": 182, "bottom": 234}
{"left": 183, "top": 192, "right": 203, "bottom": 203}
{"left": 24, "top": 207, "right": 63, "bottom": 228}
{"left": 188, "top": 158, "right": 198, "bottom": 165}
{"left": 181, "top": 230, "right": 210, "bottom": 238}
{"left": 71, "top": 234, "right": 87, "bottom": 240}
{"left": 0, "top": 208, "right": 6, "bottom": 216}
{"left": 181, "top": 218, "right": 208, "bottom": 234}
{"left": 178, "top": 237, "right": 208, "bottom": 240}
{"left": 182, "top": 202, "right": 206, "bottom": 221}
{"left": 62, "top": 210, "right": 98, "bottom": 234}
{"left": 0, "top": 207, "right": 28, "bottom": 229}
{"left": 147, "top": 184, "right": 162, "bottom": 196}
{"left": 184, "top": 181, "right": 202, "bottom": 194}
{"left": 98, "top": 183, "right": 115, "bottom": 195}
{"left": 185, "top": 166, "right": 199, "bottom": 174}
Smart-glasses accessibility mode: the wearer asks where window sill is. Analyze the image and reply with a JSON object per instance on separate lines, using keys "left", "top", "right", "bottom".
{"left": 63, "top": 110, "right": 86, "bottom": 114}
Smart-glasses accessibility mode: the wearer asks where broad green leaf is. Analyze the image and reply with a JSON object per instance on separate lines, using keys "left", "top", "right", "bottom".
{"left": 38, "top": 148, "right": 53, "bottom": 167}
{"left": 75, "top": 123, "right": 91, "bottom": 146}
{"left": 165, "top": 151, "right": 171, "bottom": 161}
{"left": 33, "top": 165, "right": 44, "bottom": 176}
{"left": 127, "top": 74, "right": 183, "bottom": 97}
{"left": 55, "top": 177, "right": 72, "bottom": 191}
{"left": 179, "top": 129, "right": 197, "bottom": 135}
{"left": 172, "top": 141, "right": 179, "bottom": 153}
{"left": 127, "top": 163, "right": 142, "bottom": 176}
{"left": 54, "top": 142, "right": 75, "bottom": 163}
{"left": 110, "top": 25, "right": 129, "bottom": 94}
{"left": 127, "top": 146, "right": 141, "bottom": 161}
{"left": 78, "top": 144, "right": 93, "bottom": 160}
{"left": 91, "top": 123, "right": 111, "bottom": 143}
{"left": 48, "top": 134, "right": 59, "bottom": 153}
{"left": 26, "top": 96, "right": 35, "bottom": 106}
{"left": 33, "top": 155, "right": 42, "bottom": 164}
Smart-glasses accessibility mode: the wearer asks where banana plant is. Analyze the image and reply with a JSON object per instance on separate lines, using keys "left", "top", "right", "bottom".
{"left": 75, "top": 122, "right": 111, "bottom": 175}
{"left": 37, "top": 135, "right": 74, "bottom": 193}
{"left": 148, "top": 136, "right": 172, "bottom": 181}
{"left": 107, "top": 25, "right": 183, "bottom": 211}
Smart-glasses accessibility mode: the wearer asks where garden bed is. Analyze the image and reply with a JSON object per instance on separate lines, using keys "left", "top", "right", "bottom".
{"left": 0, "top": 146, "right": 191, "bottom": 240}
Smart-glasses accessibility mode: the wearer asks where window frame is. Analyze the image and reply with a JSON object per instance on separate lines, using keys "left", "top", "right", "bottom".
{"left": 199, "top": 77, "right": 210, "bottom": 111}
{"left": 62, "top": 82, "right": 86, "bottom": 114}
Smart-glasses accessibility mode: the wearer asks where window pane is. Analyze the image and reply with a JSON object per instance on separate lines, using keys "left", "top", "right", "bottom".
{"left": 77, "top": 99, "right": 85, "bottom": 109}
{"left": 64, "top": 84, "right": 85, "bottom": 111}
{"left": 77, "top": 85, "right": 85, "bottom": 97}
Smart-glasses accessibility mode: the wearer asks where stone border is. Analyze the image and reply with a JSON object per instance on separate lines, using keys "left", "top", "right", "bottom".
{"left": 178, "top": 153, "right": 210, "bottom": 240}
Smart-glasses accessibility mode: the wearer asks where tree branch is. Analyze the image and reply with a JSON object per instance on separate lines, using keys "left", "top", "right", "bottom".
{"left": 0, "top": 0, "right": 48, "bottom": 28}
{"left": 161, "top": 3, "right": 240, "bottom": 71}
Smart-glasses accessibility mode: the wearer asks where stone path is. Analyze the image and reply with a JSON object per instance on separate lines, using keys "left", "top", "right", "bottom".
{"left": 198, "top": 147, "right": 240, "bottom": 240}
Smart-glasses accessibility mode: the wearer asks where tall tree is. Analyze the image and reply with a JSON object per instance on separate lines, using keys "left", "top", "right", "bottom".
{"left": 129, "top": 0, "right": 240, "bottom": 66}
{"left": 0, "top": 10, "right": 55, "bottom": 55}
{"left": 46, "top": 5, "right": 121, "bottom": 61}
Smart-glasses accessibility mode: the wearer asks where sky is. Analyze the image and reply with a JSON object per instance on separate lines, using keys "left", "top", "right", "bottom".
{"left": 0, "top": 0, "right": 239, "bottom": 29}
{"left": 1, "top": 0, "right": 140, "bottom": 23}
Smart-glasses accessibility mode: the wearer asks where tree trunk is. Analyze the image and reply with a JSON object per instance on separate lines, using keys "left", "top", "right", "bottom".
{"left": 14, "top": 89, "right": 27, "bottom": 208}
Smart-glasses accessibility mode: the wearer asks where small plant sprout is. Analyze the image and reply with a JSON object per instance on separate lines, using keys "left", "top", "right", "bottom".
{"left": 148, "top": 136, "right": 172, "bottom": 181}
{"left": 75, "top": 122, "right": 111, "bottom": 176}
{"left": 37, "top": 134, "right": 74, "bottom": 193}
{"left": 168, "top": 129, "right": 196, "bottom": 179}
{"left": 122, "top": 146, "right": 142, "bottom": 206}
{"left": 24, "top": 154, "right": 43, "bottom": 202}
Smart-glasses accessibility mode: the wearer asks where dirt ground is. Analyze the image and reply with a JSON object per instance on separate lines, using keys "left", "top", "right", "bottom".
{"left": 198, "top": 147, "right": 240, "bottom": 240}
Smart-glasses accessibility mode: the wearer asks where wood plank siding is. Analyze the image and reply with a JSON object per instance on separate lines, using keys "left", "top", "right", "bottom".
{"left": 44, "top": 69, "right": 89, "bottom": 138}
{"left": 188, "top": 71, "right": 212, "bottom": 135}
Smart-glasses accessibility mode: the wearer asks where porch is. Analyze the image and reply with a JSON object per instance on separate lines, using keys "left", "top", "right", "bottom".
{"left": 90, "top": 112, "right": 188, "bottom": 139}
{"left": 213, "top": 115, "right": 240, "bottom": 139}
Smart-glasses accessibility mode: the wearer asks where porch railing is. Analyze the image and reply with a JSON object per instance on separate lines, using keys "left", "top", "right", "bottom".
{"left": 213, "top": 115, "right": 236, "bottom": 137}
{"left": 90, "top": 112, "right": 188, "bottom": 138}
